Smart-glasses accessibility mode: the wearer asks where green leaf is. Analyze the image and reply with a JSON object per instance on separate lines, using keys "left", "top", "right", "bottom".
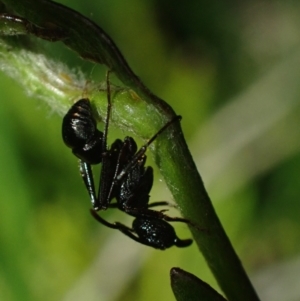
{"left": 0, "top": 0, "right": 174, "bottom": 118}
{"left": 0, "top": 1, "right": 261, "bottom": 300}
{"left": 171, "top": 268, "right": 227, "bottom": 301}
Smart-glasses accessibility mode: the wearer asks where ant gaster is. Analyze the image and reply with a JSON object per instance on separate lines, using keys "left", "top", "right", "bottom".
{"left": 62, "top": 73, "right": 193, "bottom": 250}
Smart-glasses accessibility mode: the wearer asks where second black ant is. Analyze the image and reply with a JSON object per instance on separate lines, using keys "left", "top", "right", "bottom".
{"left": 62, "top": 73, "right": 193, "bottom": 250}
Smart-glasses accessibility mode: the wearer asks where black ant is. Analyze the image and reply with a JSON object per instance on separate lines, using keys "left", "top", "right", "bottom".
{"left": 62, "top": 73, "right": 193, "bottom": 250}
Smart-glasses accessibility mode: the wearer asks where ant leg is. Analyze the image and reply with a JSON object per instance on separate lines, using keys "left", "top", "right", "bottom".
{"left": 161, "top": 214, "right": 192, "bottom": 224}
{"left": 96, "top": 70, "right": 115, "bottom": 210}
{"left": 79, "top": 160, "right": 99, "bottom": 210}
{"left": 124, "top": 207, "right": 189, "bottom": 224}
{"left": 124, "top": 207, "right": 202, "bottom": 231}
{"left": 101, "top": 70, "right": 112, "bottom": 153}
{"left": 90, "top": 210, "right": 148, "bottom": 245}
{"left": 107, "top": 137, "right": 138, "bottom": 199}
{"left": 116, "top": 115, "right": 182, "bottom": 182}
{"left": 90, "top": 209, "right": 122, "bottom": 229}
{"left": 162, "top": 214, "right": 206, "bottom": 232}
{"left": 174, "top": 237, "right": 193, "bottom": 248}
{"left": 108, "top": 202, "right": 171, "bottom": 210}
{"left": 147, "top": 201, "right": 176, "bottom": 208}
{"left": 107, "top": 202, "right": 119, "bottom": 208}
{"left": 91, "top": 210, "right": 193, "bottom": 249}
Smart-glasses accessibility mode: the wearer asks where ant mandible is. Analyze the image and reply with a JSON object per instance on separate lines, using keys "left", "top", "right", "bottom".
{"left": 62, "top": 72, "right": 193, "bottom": 250}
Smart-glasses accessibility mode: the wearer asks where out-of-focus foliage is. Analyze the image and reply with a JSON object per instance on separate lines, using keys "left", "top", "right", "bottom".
{"left": 0, "top": 0, "right": 300, "bottom": 300}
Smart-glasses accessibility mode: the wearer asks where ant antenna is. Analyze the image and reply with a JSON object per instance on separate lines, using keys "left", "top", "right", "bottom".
{"left": 102, "top": 70, "right": 112, "bottom": 153}
{"left": 116, "top": 115, "right": 182, "bottom": 182}
{"left": 147, "top": 115, "right": 182, "bottom": 146}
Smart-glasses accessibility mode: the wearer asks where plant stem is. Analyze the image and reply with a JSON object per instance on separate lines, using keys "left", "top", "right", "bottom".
{"left": 0, "top": 1, "right": 260, "bottom": 300}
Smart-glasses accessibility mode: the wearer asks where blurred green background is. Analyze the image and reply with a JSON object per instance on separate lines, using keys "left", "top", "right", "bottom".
{"left": 1, "top": 0, "right": 300, "bottom": 300}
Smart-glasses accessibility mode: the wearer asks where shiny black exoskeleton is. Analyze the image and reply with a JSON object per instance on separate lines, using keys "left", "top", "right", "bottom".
{"left": 62, "top": 73, "right": 193, "bottom": 250}
{"left": 91, "top": 211, "right": 192, "bottom": 250}
{"left": 62, "top": 99, "right": 103, "bottom": 164}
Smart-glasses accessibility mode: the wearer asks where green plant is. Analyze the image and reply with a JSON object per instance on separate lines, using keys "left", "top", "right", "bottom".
{"left": 0, "top": 1, "right": 263, "bottom": 300}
